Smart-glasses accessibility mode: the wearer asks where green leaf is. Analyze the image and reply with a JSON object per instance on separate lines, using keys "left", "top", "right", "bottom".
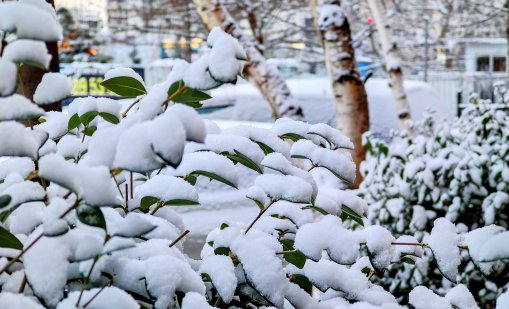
{"left": 280, "top": 239, "right": 306, "bottom": 269}
{"left": 226, "top": 150, "right": 262, "bottom": 174}
{"left": 79, "top": 111, "right": 99, "bottom": 127}
{"left": 99, "top": 112, "right": 120, "bottom": 124}
{"left": 167, "top": 80, "right": 184, "bottom": 97}
{"left": 247, "top": 197, "right": 265, "bottom": 211}
{"left": 255, "top": 142, "right": 274, "bottom": 155}
{"left": 84, "top": 126, "right": 97, "bottom": 136}
{"left": 76, "top": 205, "right": 107, "bottom": 231}
{"left": 0, "top": 225, "right": 23, "bottom": 250}
{"left": 401, "top": 256, "right": 416, "bottom": 265}
{"left": 190, "top": 170, "right": 237, "bottom": 189}
{"left": 291, "top": 274, "right": 312, "bottom": 294}
{"left": 162, "top": 199, "right": 199, "bottom": 206}
{"left": 186, "top": 175, "right": 197, "bottom": 185}
{"left": 100, "top": 76, "right": 147, "bottom": 97}
{"left": 279, "top": 133, "right": 305, "bottom": 142}
{"left": 214, "top": 246, "right": 230, "bottom": 256}
{"left": 172, "top": 88, "right": 211, "bottom": 103}
{"left": 220, "top": 223, "right": 229, "bottom": 230}
{"left": 67, "top": 113, "right": 81, "bottom": 131}
{"left": 0, "top": 195, "right": 11, "bottom": 209}
{"left": 178, "top": 101, "right": 203, "bottom": 108}
{"left": 140, "top": 196, "right": 159, "bottom": 213}
{"left": 38, "top": 117, "right": 46, "bottom": 123}
{"left": 341, "top": 205, "right": 364, "bottom": 226}
{"left": 302, "top": 205, "right": 328, "bottom": 215}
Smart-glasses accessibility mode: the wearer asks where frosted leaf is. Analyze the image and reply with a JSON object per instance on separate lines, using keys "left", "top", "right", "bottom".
{"left": 322, "top": 188, "right": 367, "bottom": 217}
{"left": 35, "top": 111, "right": 70, "bottom": 139}
{"left": 285, "top": 282, "right": 324, "bottom": 309}
{"left": 318, "top": 4, "right": 346, "bottom": 28}
{"left": 0, "top": 94, "right": 44, "bottom": 121}
{"left": 102, "top": 237, "right": 136, "bottom": 254}
{"left": 177, "top": 151, "right": 238, "bottom": 188}
{"left": 112, "top": 213, "right": 156, "bottom": 238}
{"left": 3, "top": 39, "right": 51, "bottom": 69}
{"left": 254, "top": 174, "right": 313, "bottom": 203}
{"left": 0, "top": 292, "right": 45, "bottom": 309}
{"left": 0, "top": 157, "right": 35, "bottom": 179}
{"left": 0, "top": 58, "right": 17, "bottom": 96}
{"left": 114, "top": 113, "right": 186, "bottom": 172}
{"left": 272, "top": 118, "right": 311, "bottom": 139}
{"left": 0, "top": 2, "right": 62, "bottom": 41}
{"left": 223, "top": 125, "right": 290, "bottom": 158}
{"left": 24, "top": 233, "right": 70, "bottom": 307}
{"left": 39, "top": 154, "right": 118, "bottom": 206}
{"left": 230, "top": 232, "right": 287, "bottom": 307}
{"left": 359, "top": 226, "right": 395, "bottom": 271}
{"left": 263, "top": 201, "right": 314, "bottom": 227}
{"left": 207, "top": 27, "right": 246, "bottom": 84}
{"left": 1, "top": 180, "right": 45, "bottom": 211}
{"left": 56, "top": 287, "right": 138, "bottom": 309}
{"left": 444, "top": 284, "right": 479, "bottom": 309}
{"left": 145, "top": 255, "right": 205, "bottom": 309}
{"left": 309, "top": 147, "right": 356, "bottom": 184}
{"left": 199, "top": 255, "right": 237, "bottom": 303}
{"left": 427, "top": 218, "right": 460, "bottom": 282}
{"left": 392, "top": 235, "right": 423, "bottom": 260}
{"left": 184, "top": 54, "right": 221, "bottom": 90}
{"left": 56, "top": 135, "right": 82, "bottom": 160}
{"left": 205, "top": 134, "right": 265, "bottom": 165}
{"left": 81, "top": 126, "right": 122, "bottom": 169}
{"left": 295, "top": 215, "right": 360, "bottom": 264}
{"left": 478, "top": 230, "right": 509, "bottom": 262}
{"left": 33, "top": 73, "right": 73, "bottom": 105}
{"left": 166, "top": 104, "right": 206, "bottom": 142}
{"left": 5, "top": 202, "right": 44, "bottom": 235}
{"left": 313, "top": 192, "right": 341, "bottom": 215}
{"left": 134, "top": 175, "right": 198, "bottom": 206}
{"left": 308, "top": 123, "right": 353, "bottom": 150}
{"left": 181, "top": 292, "right": 215, "bottom": 309}
{"left": 104, "top": 67, "right": 145, "bottom": 84}
{"left": 0, "top": 121, "right": 48, "bottom": 158}
{"left": 246, "top": 186, "right": 270, "bottom": 208}
{"left": 409, "top": 286, "right": 452, "bottom": 309}
{"left": 463, "top": 225, "right": 505, "bottom": 273}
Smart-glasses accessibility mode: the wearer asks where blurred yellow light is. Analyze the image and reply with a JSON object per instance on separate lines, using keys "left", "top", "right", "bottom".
{"left": 291, "top": 43, "right": 306, "bottom": 50}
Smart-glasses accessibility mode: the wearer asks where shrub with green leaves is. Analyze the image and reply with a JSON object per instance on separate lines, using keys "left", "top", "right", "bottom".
{"left": 360, "top": 104, "right": 509, "bottom": 306}
{"left": 1, "top": 1, "right": 509, "bottom": 308}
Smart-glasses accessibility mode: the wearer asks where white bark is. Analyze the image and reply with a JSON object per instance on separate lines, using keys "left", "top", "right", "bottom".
{"left": 367, "top": 0, "right": 411, "bottom": 130}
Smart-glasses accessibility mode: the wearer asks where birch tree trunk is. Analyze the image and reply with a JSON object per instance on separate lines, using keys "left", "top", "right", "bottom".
{"left": 310, "top": 0, "right": 370, "bottom": 188}
{"left": 193, "top": 0, "right": 304, "bottom": 120}
{"left": 367, "top": 0, "right": 410, "bottom": 130}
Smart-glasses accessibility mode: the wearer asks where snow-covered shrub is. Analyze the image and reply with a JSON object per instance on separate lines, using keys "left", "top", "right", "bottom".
{"left": 360, "top": 104, "right": 509, "bottom": 306}
{"left": 2, "top": 2, "right": 509, "bottom": 308}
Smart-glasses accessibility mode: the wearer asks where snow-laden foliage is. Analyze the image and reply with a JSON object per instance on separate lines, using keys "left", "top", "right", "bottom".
{"left": 1, "top": 3, "right": 508, "bottom": 308}
{"left": 360, "top": 104, "right": 509, "bottom": 306}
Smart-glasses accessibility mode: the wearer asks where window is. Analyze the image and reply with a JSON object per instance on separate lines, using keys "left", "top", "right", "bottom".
{"left": 493, "top": 57, "right": 507, "bottom": 72}
{"left": 476, "top": 56, "right": 490, "bottom": 72}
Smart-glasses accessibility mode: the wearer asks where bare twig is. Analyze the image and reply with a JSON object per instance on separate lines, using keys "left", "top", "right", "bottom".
{"left": 169, "top": 230, "right": 190, "bottom": 248}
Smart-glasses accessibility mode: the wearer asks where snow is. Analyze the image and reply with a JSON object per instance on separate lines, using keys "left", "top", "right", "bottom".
{"left": 177, "top": 151, "right": 239, "bottom": 188}
{"left": 5, "top": 202, "right": 44, "bottom": 235}
{"left": 207, "top": 27, "right": 246, "bottom": 83}
{"left": 56, "top": 287, "right": 138, "bottom": 309}
{"left": 426, "top": 218, "right": 460, "bottom": 282}
{"left": 444, "top": 284, "right": 479, "bottom": 309}
{"left": 359, "top": 226, "right": 395, "bottom": 270}
{"left": 183, "top": 55, "right": 221, "bottom": 90}
{"left": 0, "top": 94, "right": 44, "bottom": 121}
{"left": 199, "top": 255, "right": 237, "bottom": 303}
{"left": 33, "top": 73, "right": 73, "bottom": 105}
{"left": 0, "top": 293, "right": 45, "bottom": 309}
{"left": 409, "top": 286, "right": 452, "bottom": 309}
{"left": 35, "top": 111, "right": 69, "bottom": 139}
{"left": 181, "top": 292, "right": 215, "bottom": 309}
{"left": 0, "top": 157, "right": 35, "bottom": 180}
{"left": 0, "top": 1, "right": 62, "bottom": 41}
{"left": 39, "top": 154, "right": 118, "bottom": 206}
{"left": 230, "top": 232, "right": 287, "bottom": 307}
{"left": 114, "top": 113, "right": 186, "bottom": 172}
{"left": 477, "top": 230, "right": 509, "bottom": 262}
{"left": 112, "top": 213, "right": 156, "bottom": 238}
{"left": 167, "top": 104, "right": 206, "bottom": 142}
{"left": 462, "top": 225, "right": 505, "bottom": 273}
{"left": 2, "top": 39, "right": 51, "bottom": 69}
{"left": 498, "top": 291, "right": 509, "bottom": 308}
{"left": 295, "top": 215, "right": 359, "bottom": 264}
{"left": 254, "top": 174, "right": 313, "bottom": 203}
{"left": 318, "top": 4, "right": 346, "bottom": 28}
{"left": 104, "top": 67, "right": 145, "bottom": 84}
{"left": 205, "top": 134, "right": 265, "bottom": 165}
{"left": 309, "top": 123, "right": 354, "bottom": 149}
{"left": 134, "top": 175, "right": 199, "bottom": 205}
{"left": 0, "top": 59, "right": 17, "bottom": 97}
{"left": 0, "top": 122, "right": 47, "bottom": 158}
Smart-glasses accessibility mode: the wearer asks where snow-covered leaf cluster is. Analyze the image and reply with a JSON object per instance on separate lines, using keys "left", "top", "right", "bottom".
{"left": 360, "top": 104, "right": 509, "bottom": 306}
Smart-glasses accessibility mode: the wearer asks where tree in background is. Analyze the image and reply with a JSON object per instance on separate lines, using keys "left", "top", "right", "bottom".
{"left": 309, "top": 0, "right": 370, "bottom": 188}
{"left": 193, "top": 0, "right": 305, "bottom": 120}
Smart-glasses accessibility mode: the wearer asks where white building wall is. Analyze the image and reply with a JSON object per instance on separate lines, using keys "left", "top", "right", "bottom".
{"left": 56, "top": 0, "right": 107, "bottom": 26}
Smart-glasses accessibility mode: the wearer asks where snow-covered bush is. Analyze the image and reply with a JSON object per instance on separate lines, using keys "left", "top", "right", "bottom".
{"left": 1, "top": 1, "right": 509, "bottom": 308}
{"left": 360, "top": 104, "right": 509, "bottom": 306}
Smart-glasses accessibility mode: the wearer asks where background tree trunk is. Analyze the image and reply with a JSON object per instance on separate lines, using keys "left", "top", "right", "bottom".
{"left": 193, "top": 0, "right": 304, "bottom": 120}
{"left": 367, "top": 0, "right": 410, "bottom": 130}
{"left": 310, "top": 0, "right": 370, "bottom": 188}
{"left": 16, "top": 0, "right": 61, "bottom": 112}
